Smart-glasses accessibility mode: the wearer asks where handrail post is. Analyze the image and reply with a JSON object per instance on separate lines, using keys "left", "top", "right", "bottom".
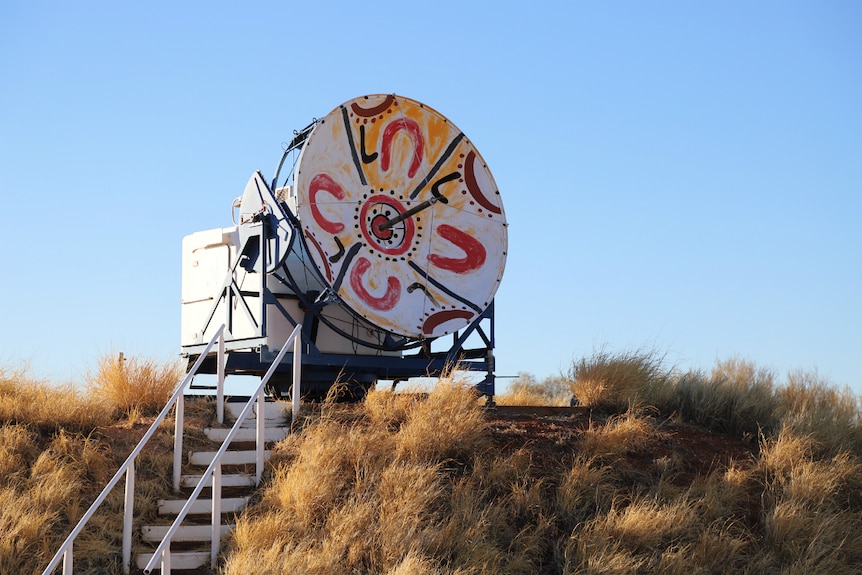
{"left": 173, "top": 394, "right": 184, "bottom": 492}
{"left": 292, "top": 333, "right": 301, "bottom": 425}
{"left": 122, "top": 461, "right": 135, "bottom": 574}
{"left": 217, "top": 329, "right": 225, "bottom": 424}
{"left": 256, "top": 388, "right": 265, "bottom": 486}
{"left": 211, "top": 462, "right": 222, "bottom": 568}
{"left": 161, "top": 547, "right": 171, "bottom": 575}
{"left": 62, "top": 547, "right": 72, "bottom": 575}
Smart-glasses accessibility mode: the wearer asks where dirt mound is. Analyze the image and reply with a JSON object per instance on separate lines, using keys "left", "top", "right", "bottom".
{"left": 487, "top": 406, "right": 757, "bottom": 482}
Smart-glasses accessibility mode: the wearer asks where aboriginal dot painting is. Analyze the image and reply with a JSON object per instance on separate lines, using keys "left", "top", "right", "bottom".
{"left": 294, "top": 94, "right": 507, "bottom": 339}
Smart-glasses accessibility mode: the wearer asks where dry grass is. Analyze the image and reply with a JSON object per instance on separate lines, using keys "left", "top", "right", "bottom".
{"left": 755, "top": 428, "right": 862, "bottom": 572}
{"left": 393, "top": 379, "right": 488, "bottom": 462}
{"left": 566, "top": 348, "right": 666, "bottom": 411}
{"left": 556, "top": 455, "right": 615, "bottom": 525}
{"left": 0, "top": 367, "right": 112, "bottom": 433}
{"left": 0, "top": 424, "right": 124, "bottom": 574}
{"left": 776, "top": 369, "right": 862, "bottom": 457}
{"left": 625, "top": 356, "right": 779, "bottom": 439}
{"left": 3, "top": 347, "right": 862, "bottom": 575}
{"left": 85, "top": 352, "right": 183, "bottom": 416}
{"left": 222, "top": 354, "right": 862, "bottom": 575}
{"left": 580, "top": 408, "right": 660, "bottom": 460}
{"left": 566, "top": 462, "right": 754, "bottom": 574}
{"left": 0, "top": 363, "right": 189, "bottom": 575}
{"left": 496, "top": 373, "right": 571, "bottom": 406}
{"left": 495, "top": 384, "right": 555, "bottom": 406}
{"left": 649, "top": 360, "right": 861, "bottom": 457}
{"left": 223, "top": 376, "right": 502, "bottom": 575}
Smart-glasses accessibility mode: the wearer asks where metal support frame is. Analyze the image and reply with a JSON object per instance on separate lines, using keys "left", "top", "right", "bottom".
{"left": 183, "top": 193, "right": 498, "bottom": 397}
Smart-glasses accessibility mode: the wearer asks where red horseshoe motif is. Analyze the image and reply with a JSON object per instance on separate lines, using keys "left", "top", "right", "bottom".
{"left": 428, "top": 224, "right": 487, "bottom": 274}
{"left": 349, "top": 257, "right": 401, "bottom": 311}
{"left": 350, "top": 95, "right": 395, "bottom": 117}
{"left": 380, "top": 118, "right": 424, "bottom": 178}
{"left": 309, "top": 173, "right": 345, "bottom": 234}
{"left": 422, "top": 310, "right": 475, "bottom": 335}
{"left": 464, "top": 150, "right": 502, "bottom": 214}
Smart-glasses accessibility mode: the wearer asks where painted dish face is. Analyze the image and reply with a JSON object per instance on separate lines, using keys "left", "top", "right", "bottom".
{"left": 294, "top": 94, "right": 507, "bottom": 339}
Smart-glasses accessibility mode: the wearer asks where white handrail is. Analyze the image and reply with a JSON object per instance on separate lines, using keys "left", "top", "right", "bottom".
{"left": 144, "top": 323, "right": 302, "bottom": 575}
{"left": 41, "top": 325, "right": 227, "bottom": 575}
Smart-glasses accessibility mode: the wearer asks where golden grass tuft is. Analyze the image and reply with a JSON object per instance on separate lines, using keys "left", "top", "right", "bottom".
{"left": 0, "top": 486, "right": 59, "bottom": 574}
{"left": 589, "top": 497, "right": 700, "bottom": 553}
{"left": 0, "top": 426, "right": 124, "bottom": 575}
{"left": 494, "top": 383, "right": 553, "bottom": 406}
{"left": 777, "top": 369, "right": 862, "bottom": 457}
{"left": 686, "top": 463, "right": 755, "bottom": 523}
{"left": 556, "top": 455, "right": 615, "bottom": 524}
{"left": 229, "top": 425, "right": 448, "bottom": 573}
{"left": 761, "top": 499, "right": 862, "bottom": 573}
{"left": 0, "top": 367, "right": 123, "bottom": 573}
{"left": 0, "top": 424, "right": 40, "bottom": 480}
{"left": 565, "top": 540, "right": 647, "bottom": 575}
{"left": 383, "top": 550, "right": 447, "bottom": 575}
{"left": 580, "top": 408, "right": 660, "bottom": 460}
{"left": 363, "top": 384, "right": 422, "bottom": 428}
{"left": 86, "top": 352, "right": 183, "bottom": 415}
{"left": 649, "top": 358, "right": 779, "bottom": 439}
{"left": 262, "top": 419, "right": 375, "bottom": 530}
{"left": 758, "top": 428, "right": 862, "bottom": 509}
{"left": 567, "top": 474, "right": 758, "bottom": 574}
{"left": 0, "top": 366, "right": 112, "bottom": 433}
{"left": 566, "top": 348, "right": 666, "bottom": 410}
{"left": 754, "top": 426, "right": 862, "bottom": 572}
{"left": 496, "top": 373, "right": 572, "bottom": 406}
{"left": 393, "top": 379, "right": 488, "bottom": 462}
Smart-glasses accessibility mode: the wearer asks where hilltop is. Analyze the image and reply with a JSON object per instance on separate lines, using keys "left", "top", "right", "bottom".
{"left": 3, "top": 354, "right": 862, "bottom": 574}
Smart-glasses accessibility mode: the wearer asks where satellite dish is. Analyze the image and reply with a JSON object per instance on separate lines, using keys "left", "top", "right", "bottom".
{"left": 182, "top": 93, "right": 508, "bottom": 398}
{"left": 293, "top": 94, "right": 508, "bottom": 339}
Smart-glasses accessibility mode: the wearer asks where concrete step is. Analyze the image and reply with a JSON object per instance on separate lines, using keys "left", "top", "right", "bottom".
{"left": 225, "top": 401, "right": 290, "bottom": 425}
{"left": 190, "top": 450, "right": 271, "bottom": 466}
{"left": 158, "top": 496, "right": 249, "bottom": 516}
{"left": 180, "top": 473, "right": 255, "bottom": 489}
{"left": 204, "top": 426, "right": 288, "bottom": 443}
{"left": 141, "top": 523, "right": 234, "bottom": 543}
{"left": 137, "top": 550, "right": 209, "bottom": 571}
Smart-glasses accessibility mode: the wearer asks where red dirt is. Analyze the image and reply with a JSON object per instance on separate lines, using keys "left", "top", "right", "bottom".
{"left": 486, "top": 407, "right": 758, "bottom": 482}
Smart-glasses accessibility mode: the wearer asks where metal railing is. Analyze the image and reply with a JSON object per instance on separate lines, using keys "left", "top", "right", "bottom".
{"left": 41, "top": 325, "right": 228, "bottom": 575}
{"left": 144, "top": 323, "right": 302, "bottom": 574}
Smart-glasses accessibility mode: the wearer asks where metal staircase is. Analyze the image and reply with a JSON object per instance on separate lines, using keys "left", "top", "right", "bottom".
{"left": 137, "top": 401, "right": 290, "bottom": 573}
{"left": 41, "top": 324, "right": 303, "bottom": 575}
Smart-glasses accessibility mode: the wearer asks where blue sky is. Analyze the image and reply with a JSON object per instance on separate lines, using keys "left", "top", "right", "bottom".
{"left": 2, "top": 1, "right": 860, "bottom": 394}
